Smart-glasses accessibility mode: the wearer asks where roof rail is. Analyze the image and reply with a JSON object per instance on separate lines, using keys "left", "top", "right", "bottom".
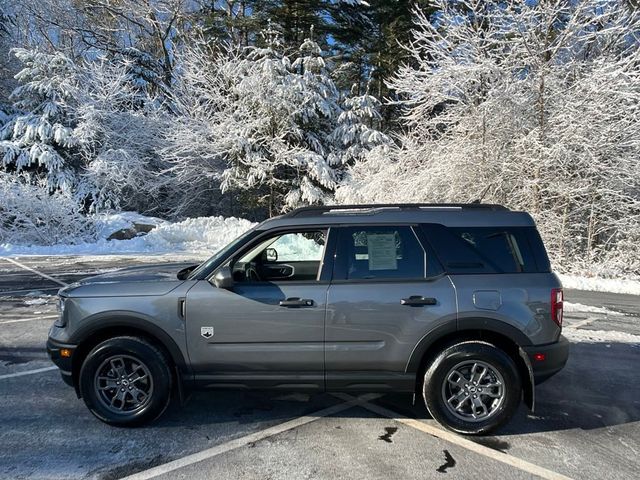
{"left": 285, "top": 203, "right": 508, "bottom": 217}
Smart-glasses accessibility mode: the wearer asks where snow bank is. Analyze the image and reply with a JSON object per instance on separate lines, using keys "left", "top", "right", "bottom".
{"left": 563, "top": 302, "right": 623, "bottom": 315}
{"left": 0, "top": 214, "right": 256, "bottom": 256}
{"left": 564, "top": 328, "right": 640, "bottom": 345}
{"left": 559, "top": 274, "right": 640, "bottom": 296}
{"left": 93, "top": 211, "right": 168, "bottom": 239}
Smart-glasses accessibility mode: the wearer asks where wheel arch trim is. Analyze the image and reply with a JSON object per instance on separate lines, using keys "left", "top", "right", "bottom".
{"left": 69, "top": 311, "right": 190, "bottom": 383}
{"left": 406, "top": 317, "right": 535, "bottom": 411}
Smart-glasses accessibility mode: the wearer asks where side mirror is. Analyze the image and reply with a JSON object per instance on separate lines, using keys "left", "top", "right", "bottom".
{"left": 212, "top": 266, "right": 234, "bottom": 289}
{"left": 264, "top": 247, "right": 278, "bottom": 262}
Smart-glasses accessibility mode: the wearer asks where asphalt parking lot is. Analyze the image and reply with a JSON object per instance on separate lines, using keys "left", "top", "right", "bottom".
{"left": 1, "top": 255, "right": 639, "bottom": 480}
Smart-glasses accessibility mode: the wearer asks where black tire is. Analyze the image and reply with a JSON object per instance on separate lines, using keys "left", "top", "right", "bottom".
{"left": 422, "top": 341, "right": 521, "bottom": 435}
{"left": 79, "top": 336, "right": 172, "bottom": 427}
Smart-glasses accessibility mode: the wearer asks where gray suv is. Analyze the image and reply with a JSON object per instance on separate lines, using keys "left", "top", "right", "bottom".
{"left": 47, "top": 204, "right": 569, "bottom": 435}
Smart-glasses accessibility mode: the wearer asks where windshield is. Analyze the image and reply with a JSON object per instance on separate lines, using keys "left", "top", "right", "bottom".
{"left": 187, "top": 227, "right": 259, "bottom": 279}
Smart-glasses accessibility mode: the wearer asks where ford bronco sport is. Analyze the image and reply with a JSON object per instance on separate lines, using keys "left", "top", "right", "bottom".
{"left": 47, "top": 204, "right": 569, "bottom": 435}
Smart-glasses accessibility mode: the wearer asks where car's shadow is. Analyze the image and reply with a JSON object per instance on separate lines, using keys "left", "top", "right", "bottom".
{"left": 156, "top": 339, "right": 640, "bottom": 438}
{"left": 376, "top": 340, "right": 640, "bottom": 438}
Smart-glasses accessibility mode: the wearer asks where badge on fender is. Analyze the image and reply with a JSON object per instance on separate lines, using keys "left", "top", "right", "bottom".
{"left": 201, "top": 326, "right": 214, "bottom": 339}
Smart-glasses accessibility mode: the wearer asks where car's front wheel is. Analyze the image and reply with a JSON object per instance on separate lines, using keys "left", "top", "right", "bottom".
{"left": 79, "top": 336, "right": 172, "bottom": 426}
{"left": 422, "top": 341, "right": 521, "bottom": 435}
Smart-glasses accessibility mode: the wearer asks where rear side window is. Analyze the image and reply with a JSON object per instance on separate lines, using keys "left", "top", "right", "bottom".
{"left": 334, "top": 226, "right": 426, "bottom": 280}
{"left": 422, "top": 224, "right": 545, "bottom": 274}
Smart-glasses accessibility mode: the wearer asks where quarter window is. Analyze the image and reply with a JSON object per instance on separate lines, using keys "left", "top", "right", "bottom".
{"left": 450, "top": 227, "right": 536, "bottom": 273}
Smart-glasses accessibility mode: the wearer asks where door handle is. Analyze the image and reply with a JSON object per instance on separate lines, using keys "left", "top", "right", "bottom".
{"left": 279, "top": 297, "right": 315, "bottom": 307}
{"left": 401, "top": 296, "right": 437, "bottom": 306}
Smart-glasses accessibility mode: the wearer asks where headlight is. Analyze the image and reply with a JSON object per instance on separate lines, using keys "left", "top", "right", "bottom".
{"left": 55, "top": 297, "right": 67, "bottom": 327}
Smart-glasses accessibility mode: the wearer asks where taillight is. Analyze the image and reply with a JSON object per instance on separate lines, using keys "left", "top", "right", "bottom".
{"left": 551, "top": 288, "right": 563, "bottom": 327}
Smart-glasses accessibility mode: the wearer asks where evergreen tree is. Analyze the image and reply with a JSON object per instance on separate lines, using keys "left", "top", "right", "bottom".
{"left": 220, "top": 29, "right": 343, "bottom": 213}
{"left": 329, "top": 85, "right": 391, "bottom": 169}
{"left": 0, "top": 49, "right": 80, "bottom": 192}
{"left": 329, "top": 0, "right": 435, "bottom": 127}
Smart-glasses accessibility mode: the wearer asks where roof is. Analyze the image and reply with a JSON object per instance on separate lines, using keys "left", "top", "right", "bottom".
{"left": 258, "top": 204, "right": 536, "bottom": 229}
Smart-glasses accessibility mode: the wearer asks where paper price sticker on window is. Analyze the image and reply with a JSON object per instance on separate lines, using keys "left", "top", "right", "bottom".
{"left": 367, "top": 233, "right": 397, "bottom": 270}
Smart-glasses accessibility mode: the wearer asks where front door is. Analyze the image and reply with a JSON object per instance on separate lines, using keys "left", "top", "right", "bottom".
{"left": 325, "top": 225, "right": 457, "bottom": 391}
{"left": 185, "top": 228, "right": 331, "bottom": 390}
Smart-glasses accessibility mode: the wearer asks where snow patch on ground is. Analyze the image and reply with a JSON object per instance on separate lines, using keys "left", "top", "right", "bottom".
{"left": 23, "top": 298, "right": 49, "bottom": 306}
{"left": 559, "top": 274, "right": 640, "bottom": 296}
{"left": 0, "top": 214, "right": 256, "bottom": 256}
{"left": 564, "top": 328, "right": 640, "bottom": 345}
{"left": 563, "top": 302, "right": 623, "bottom": 315}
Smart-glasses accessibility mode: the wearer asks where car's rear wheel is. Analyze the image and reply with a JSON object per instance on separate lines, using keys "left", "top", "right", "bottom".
{"left": 422, "top": 341, "right": 521, "bottom": 435}
{"left": 79, "top": 336, "right": 172, "bottom": 426}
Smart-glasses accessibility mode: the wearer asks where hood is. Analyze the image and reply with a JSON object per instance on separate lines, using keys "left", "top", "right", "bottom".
{"left": 60, "top": 262, "right": 198, "bottom": 298}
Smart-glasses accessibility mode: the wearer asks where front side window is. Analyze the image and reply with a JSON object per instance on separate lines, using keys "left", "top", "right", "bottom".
{"left": 335, "top": 226, "right": 426, "bottom": 280}
{"left": 269, "top": 232, "right": 325, "bottom": 262}
{"left": 188, "top": 228, "right": 259, "bottom": 279}
{"left": 232, "top": 230, "right": 327, "bottom": 283}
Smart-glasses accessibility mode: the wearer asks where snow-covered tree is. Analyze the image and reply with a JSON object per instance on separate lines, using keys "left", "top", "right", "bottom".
{"left": 337, "top": 0, "right": 640, "bottom": 274}
{"left": 163, "top": 28, "right": 389, "bottom": 215}
{"left": 329, "top": 85, "right": 391, "bottom": 170}
{"left": 13, "top": 0, "right": 190, "bottom": 97}
{"left": 158, "top": 42, "right": 244, "bottom": 217}
{"left": 74, "top": 58, "right": 169, "bottom": 213}
{"left": 220, "top": 30, "right": 343, "bottom": 213}
{"left": 0, "top": 49, "right": 80, "bottom": 192}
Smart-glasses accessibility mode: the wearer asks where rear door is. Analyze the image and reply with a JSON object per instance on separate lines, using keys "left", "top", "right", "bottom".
{"left": 325, "top": 225, "right": 457, "bottom": 391}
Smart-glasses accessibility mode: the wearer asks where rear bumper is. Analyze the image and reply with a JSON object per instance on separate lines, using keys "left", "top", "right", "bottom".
{"left": 523, "top": 335, "right": 570, "bottom": 384}
{"left": 46, "top": 337, "right": 76, "bottom": 387}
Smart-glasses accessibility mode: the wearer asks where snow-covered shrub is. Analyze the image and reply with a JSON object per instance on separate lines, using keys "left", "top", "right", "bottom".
{"left": 0, "top": 173, "right": 95, "bottom": 245}
{"left": 337, "top": 0, "right": 640, "bottom": 275}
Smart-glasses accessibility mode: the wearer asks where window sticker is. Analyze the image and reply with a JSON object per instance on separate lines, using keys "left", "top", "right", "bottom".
{"left": 366, "top": 233, "right": 397, "bottom": 270}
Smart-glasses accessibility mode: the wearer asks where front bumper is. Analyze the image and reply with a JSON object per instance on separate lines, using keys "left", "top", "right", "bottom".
{"left": 46, "top": 337, "right": 77, "bottom": 387}
{"left": 522, "top": 335, "right": 570, "bottom": 384}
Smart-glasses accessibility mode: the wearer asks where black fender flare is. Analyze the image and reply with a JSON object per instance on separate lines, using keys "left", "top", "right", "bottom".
{"left": 70, "top": 310, "right": 190, "bottom": 372}
{"left": 405, "top": 317, "right": 535, "bottom": 411}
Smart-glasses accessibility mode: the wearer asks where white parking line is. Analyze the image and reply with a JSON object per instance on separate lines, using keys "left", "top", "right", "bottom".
{"left": 0, "top": 315, "right": 58, "bottom": 325}
{"left": 1, "top": 257, "right": 69, "bottom": 287}
{"left": 0, "top": 366, "right": 58, "bottom": 380}
{"left": 0, "top": 287, "right": 60, "bottom": 295}
{"left": 332, "top": 394, "right": 575, "bottom": 480}
{"left": 120, "top": 394, "right": 381, "bottom": 480}
{"left": 568, "top": 318, "right": 596, "bottom": 329}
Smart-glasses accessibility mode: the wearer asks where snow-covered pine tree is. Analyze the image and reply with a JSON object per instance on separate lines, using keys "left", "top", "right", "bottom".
{"left": 216, "top": 26, "right": 341, "bottom": 213}
{"left": 0, "top": 49, "right": 79, "bottom": 193}
{"left": 0, "top": 50, "right": 98, "bottom": 245}
{"left": 163, "top": 26, "right": 391, "bottom": 217}
{"left": 329, "top": 83, "right": 391, "bottom": 171}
